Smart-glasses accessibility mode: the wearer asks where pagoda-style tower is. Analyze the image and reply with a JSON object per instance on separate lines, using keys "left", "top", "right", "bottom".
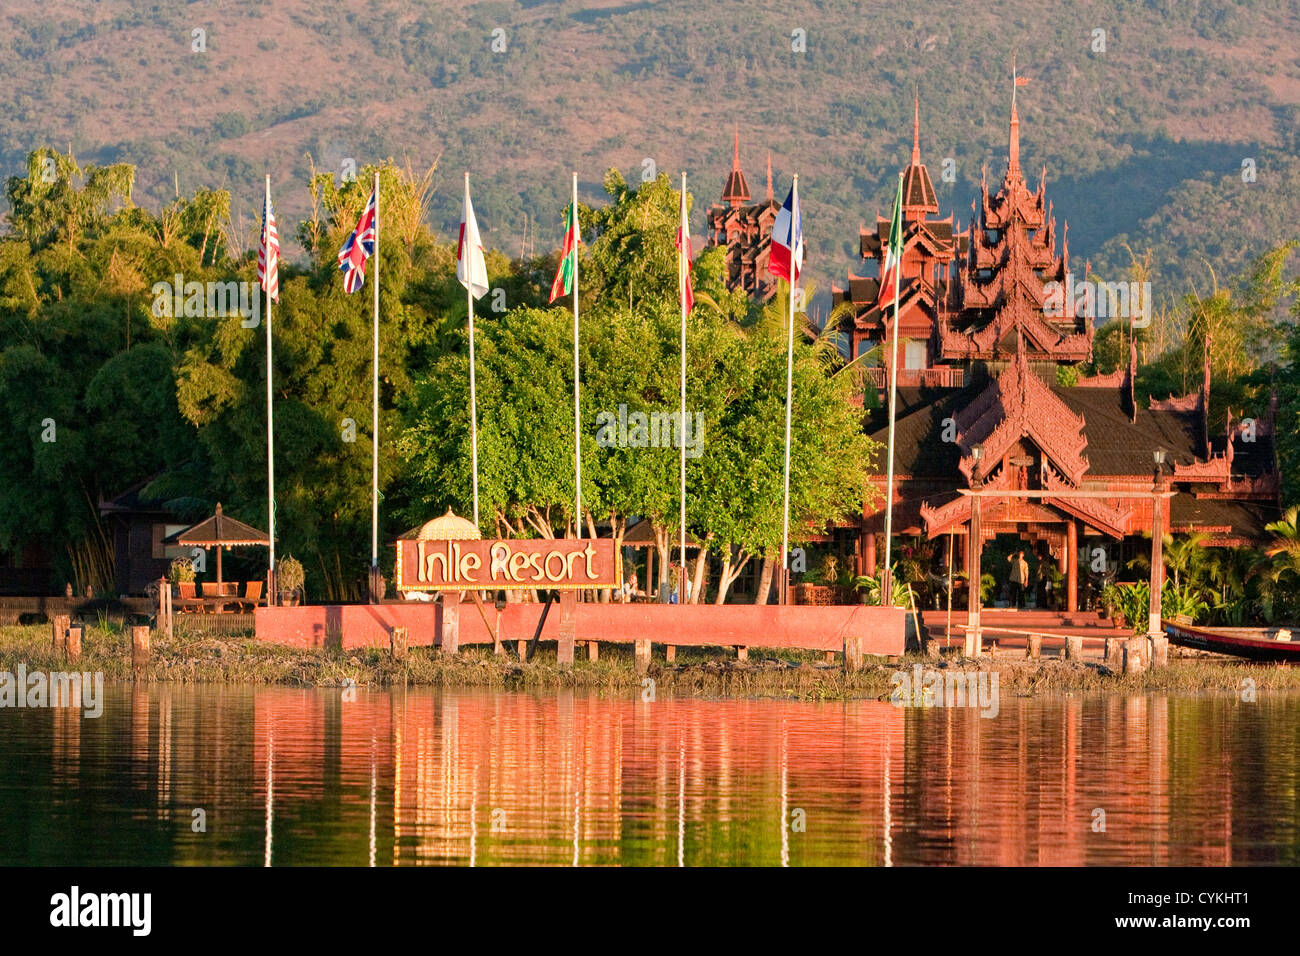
{"left": 942, "top": 89, "right": 1092, "bottom": 366}
{"left": 832, "top": 97, "right": 966, "bottom": 387}
{"left": 705, "top": 132, "right": 780, "bottom": 302}
{"left": 844, "top": 70, "right": 1280, "bottom": 610}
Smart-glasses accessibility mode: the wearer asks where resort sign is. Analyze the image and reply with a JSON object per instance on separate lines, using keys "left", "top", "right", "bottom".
{"left": 395, "top": 538, "right": 620, "bottom": 591}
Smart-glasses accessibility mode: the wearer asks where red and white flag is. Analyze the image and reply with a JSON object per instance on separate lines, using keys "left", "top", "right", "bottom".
{"left": 768, "top": 181, "right": 803, "bottom": 283}
{"left": 258, "top": 180, "right": 280, "bottom": 302}
{"left": 457, "top": 175, "right": 489, "bottom": 300}
{"left": 676, "top": 182, "right": 693, "bottom": 314}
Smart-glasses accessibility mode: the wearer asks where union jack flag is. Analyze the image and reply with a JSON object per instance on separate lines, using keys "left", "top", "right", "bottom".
{"left": 337, "top": 185, "right": 377, "bottom": 294}
{"left": 258, "top": 182, "right": 280, "bottom": 302}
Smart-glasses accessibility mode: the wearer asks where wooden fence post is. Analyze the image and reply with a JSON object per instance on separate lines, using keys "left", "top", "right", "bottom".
{"left": 440, "top": 591, "right": 460, "bottom": 655}
{"left": 52, "top": 615, "right": 69, "bottom": 653}
{"left": 664, "top": 644, "right": 676, "bottom": 664}
{"left": 1105, "top": 637, "right": 1124, "bottom": 671}
{"left": 1124, "top": 636, "right": 1146, "bottom": 675}
{"left": 843, "top": 632, "right": 862, "bottom": 674}
{"left": 1063, "top": 634, "right": 1083, "bottom": 661}
{"left": 158, "top": 577, "right": 173, "bottom": 638}
{"left": 735, "top": 645, "right": 748, "bottom": 662}
{"left": 1026, "top": 633, "right": 1042, "bottom": 659}
{"left": 586, "top": 640, "right": 599, "bottom": 662}
{"left": 391, "top": 626, "right": 408, "bottom": 660}
{"left": 1149, "top": 635, "right": 1168, "bottom": 668}
{"left": 634, "top": 638, "right": 651, "bottom": 675}
{"left": 556, "top": 591, "right": 577, "bottom": 668}
{"left": 132, "top": 626, "right": 151, "bottom": 680}
{"left": 66, "top": 625, "right": 82, "bottom": 662}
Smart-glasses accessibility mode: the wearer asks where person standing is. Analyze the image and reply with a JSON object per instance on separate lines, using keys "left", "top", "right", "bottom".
{"left": 1007, "top": 550, "right": 1028, "bottom": 609}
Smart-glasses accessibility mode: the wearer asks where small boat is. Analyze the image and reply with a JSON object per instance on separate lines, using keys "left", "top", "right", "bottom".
{"left": 1164, "top": 620, "right": 1300, "bottom": 663}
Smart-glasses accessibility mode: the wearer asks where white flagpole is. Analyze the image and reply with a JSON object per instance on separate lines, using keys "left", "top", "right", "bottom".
{"left": 572, "top": 171, "right": 582, "bottom": 540}
{"left": 882, "top": 172, "right": 904, "bottom": 604}
{"left": 781, "top": 174, "right": 798, "bottom": 606}
{"left": 265, "top": 174, "right": 276, "bottom": 606}
{"left": 371, "top": 170, "right": 380, "bottom": 599}
{"left": 679, "top": 171, "right": 688, "bottom": 604}
{"left": 466, "top": 172, "right": 481, "bottom": 530}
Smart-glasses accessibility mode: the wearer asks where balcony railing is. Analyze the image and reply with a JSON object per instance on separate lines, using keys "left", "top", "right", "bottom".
{"left": 858, "top": 366, "right": 965, "bottom": 389}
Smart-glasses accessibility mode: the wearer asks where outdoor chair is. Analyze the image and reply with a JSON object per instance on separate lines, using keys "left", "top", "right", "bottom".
{"left": 176, "top": 581, "right": 198, "bottom": 612}
{"left": 240, "top": 580, "right": 263, "bottom": 611}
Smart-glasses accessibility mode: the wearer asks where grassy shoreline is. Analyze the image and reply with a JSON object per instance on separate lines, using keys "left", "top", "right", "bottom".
{"left": 3, "top": 623, "right": 1299, "bottom": 699}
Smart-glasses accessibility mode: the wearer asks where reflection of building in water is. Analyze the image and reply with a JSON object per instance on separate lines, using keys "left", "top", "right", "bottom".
{"left": 241, "top": 689, "right": 1267, "bottom": 866}
{"left": 891, "top": 695, "right": 1244, "bottom": 866}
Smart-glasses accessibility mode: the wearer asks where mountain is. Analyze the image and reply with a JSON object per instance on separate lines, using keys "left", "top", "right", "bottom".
{"left": 2, "top": 0, "right": 1298, "bottom": 313}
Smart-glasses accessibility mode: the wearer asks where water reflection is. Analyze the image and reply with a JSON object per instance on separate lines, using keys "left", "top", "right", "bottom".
{"left": 0, "top": 685, "right": 1296, "bottom": 866}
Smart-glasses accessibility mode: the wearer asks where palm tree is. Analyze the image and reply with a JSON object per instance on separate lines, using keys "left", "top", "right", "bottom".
{"left": 1265, "top": 506, "right": 1300, "bottom": 583}
{"left": 1163, "top": 531, "right": 1209, "bottom": 593}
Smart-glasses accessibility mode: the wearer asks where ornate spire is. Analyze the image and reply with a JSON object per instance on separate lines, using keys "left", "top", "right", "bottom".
{"left": 721, "top": 127, "right": 750, "bottom": 207}
{"left": 1009, "top": 100, "right": 1021, "bottom": 174}
{"left": 911, "top": 90, "right": 921, "bottom": 166}
{"left": 1009, "top": 52, "right": 1022, "bottom": 174}
{"left": 901, "top": 96, "right": 938, "bottom": 218}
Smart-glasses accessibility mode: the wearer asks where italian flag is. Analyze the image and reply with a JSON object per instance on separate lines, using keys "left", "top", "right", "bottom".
{"left": 876, "top": 173, "right": 904, "bottom": 309}
{"left": 549, "top": 201, "right": 581, "bottom": 303}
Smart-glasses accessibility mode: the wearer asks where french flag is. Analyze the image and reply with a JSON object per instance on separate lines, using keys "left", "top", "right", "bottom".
{"left": 768, "top": 179, "right": 803, "bottom": 283}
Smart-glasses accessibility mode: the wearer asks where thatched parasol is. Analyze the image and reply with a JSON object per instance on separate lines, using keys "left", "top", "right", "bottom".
{"left": 165, "top": 502, "right": 270, "bottom": 590}
{"left": 400, "top": 508, "right": 482, "bottom": 542}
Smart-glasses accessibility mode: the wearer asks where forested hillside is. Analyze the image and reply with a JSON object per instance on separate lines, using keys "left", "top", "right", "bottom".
{"left": 2, "top": 0, "right": 1298, "bottom": 313}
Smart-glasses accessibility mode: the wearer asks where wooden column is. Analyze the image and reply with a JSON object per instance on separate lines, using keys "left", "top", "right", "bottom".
{"left": 634, "top": 639, "right": 651, "bottom": 674}
{"left": 863, "top": 532, "right": 877, "bottom": 581}
{"left": 1065, "top": 519, "right": 1078, "bottom": 614}
{"left": 556, "top": 590, "right": 577, "bottom": 667}
{"left": 440, "top": 591, "right": 461, "bottom": 654}
{"left": 664, "top": 644, "right": 676, "bottom": 664}
{"left": 1149, "top": 480, "right": 1165, "bottom": 639}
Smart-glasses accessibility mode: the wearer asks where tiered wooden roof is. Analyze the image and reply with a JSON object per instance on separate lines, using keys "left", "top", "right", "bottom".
{"left": 831, "top": 98, "right": 964, "bottom": 347}
{"left": 943, "top": 96, "right": 1091, "bottom": 363}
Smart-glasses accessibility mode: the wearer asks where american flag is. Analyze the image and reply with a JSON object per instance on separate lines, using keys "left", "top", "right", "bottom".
{"left": 337, "top": 185, "right": 377, "bottom": 294}
{"left": 258, "top": 182, "right": 280, "bottom": 302}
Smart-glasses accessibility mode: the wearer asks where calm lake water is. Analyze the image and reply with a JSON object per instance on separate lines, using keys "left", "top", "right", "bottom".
{"left": 1, "top": 684, "right": 1296, "bottom": 866}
